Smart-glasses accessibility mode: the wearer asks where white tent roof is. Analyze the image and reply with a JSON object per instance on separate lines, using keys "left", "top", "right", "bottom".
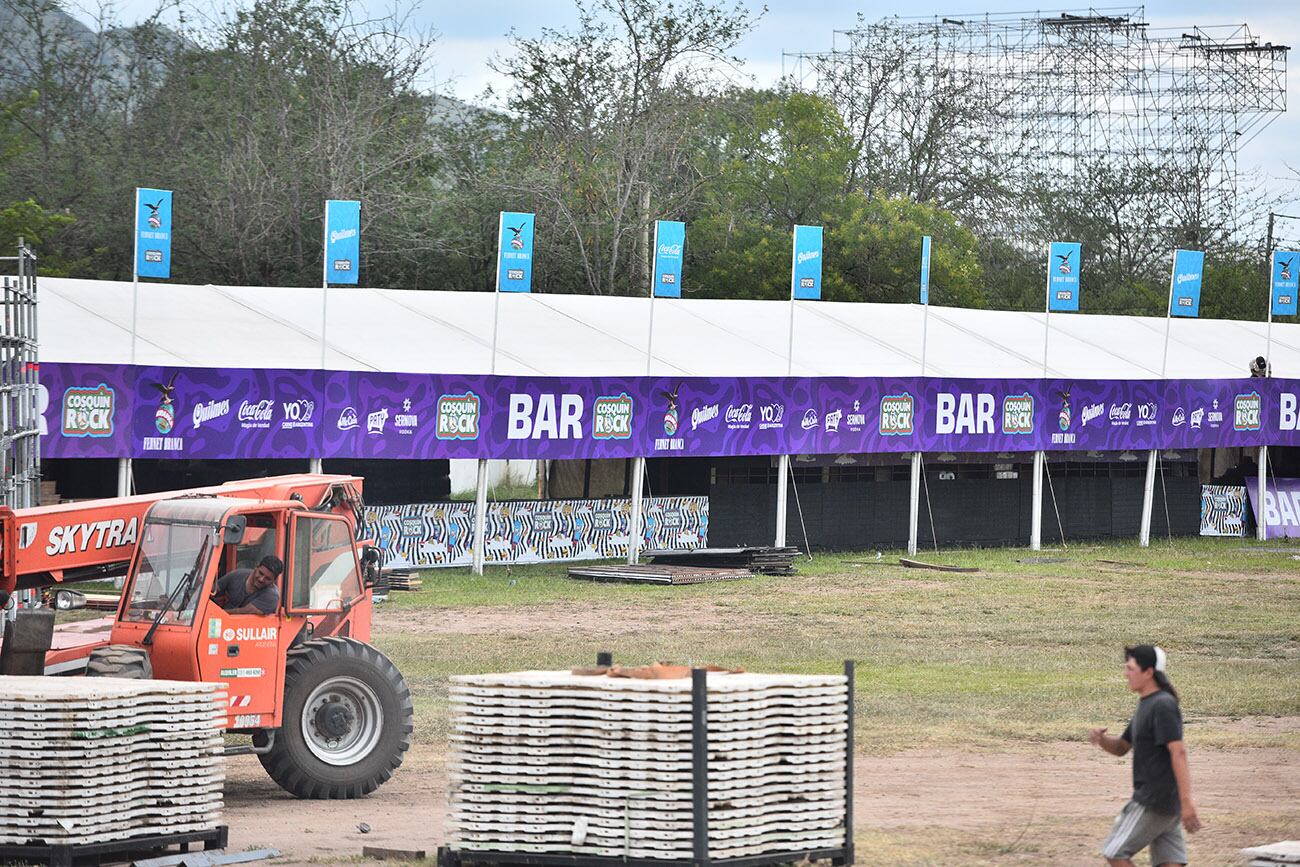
{"left": 39, "top": 277, "right": 1293, "bottom": 380}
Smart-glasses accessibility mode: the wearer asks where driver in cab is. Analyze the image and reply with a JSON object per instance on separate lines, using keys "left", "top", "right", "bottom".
{"left": 213, "top": 555, "right": 283, "bottom": 615}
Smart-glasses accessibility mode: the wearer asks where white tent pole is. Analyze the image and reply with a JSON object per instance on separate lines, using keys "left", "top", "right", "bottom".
{"left": 319, "top": 201, "right": 330, "bottom": 369}
{"left": 1257, "top": 445, "right": 1269, "bottom": 541}
{"left": 776, "top": 231, "right": 798, "bottom": 549}
{"left": 1259, "top": 263, "right": 1274, "bottom": 542}
{"left": 116, "top": 457, "right": 132, "bottom": 497}
{"left": 1140, "top": 253, "right": 1177, "bottom": 547}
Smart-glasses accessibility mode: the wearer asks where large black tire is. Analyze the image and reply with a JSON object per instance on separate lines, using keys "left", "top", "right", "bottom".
{"left": 85, "top": 645, "right": 153, "bottom": 679}
{"left": 259, "top": 637, "right": 413, "bottom": 799}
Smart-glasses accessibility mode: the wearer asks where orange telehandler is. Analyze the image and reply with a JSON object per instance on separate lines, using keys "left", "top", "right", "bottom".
{"left": 0, "top": 473, "right": 412, "bottom": 800}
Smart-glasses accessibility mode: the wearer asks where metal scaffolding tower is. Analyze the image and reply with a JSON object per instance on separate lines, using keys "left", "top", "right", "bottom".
{"left": 785, "top": 7, "right": 1288, "bottom": 254}
{"left": 0, "top": 239, "right": 39, "bottom": 511}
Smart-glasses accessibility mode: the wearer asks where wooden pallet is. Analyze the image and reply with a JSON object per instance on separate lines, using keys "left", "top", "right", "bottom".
{"left": 567, "top": 564, "right": 751, "bottom": 585}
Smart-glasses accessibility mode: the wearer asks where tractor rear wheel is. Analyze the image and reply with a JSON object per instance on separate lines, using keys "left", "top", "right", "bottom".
{"left": 84, "top": 645, "right": 153, "bottom": 679}
{"left": 259, "top": 637, "right": 412, "bottom": 799}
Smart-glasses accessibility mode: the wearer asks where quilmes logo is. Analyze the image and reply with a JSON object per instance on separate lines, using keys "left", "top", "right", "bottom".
{"left": 1056, "top": 249, "right": 1073, "bottom": 275}
{"left": 800, "top": 409, "right": 819, "bottom": 430}
{"left": 1234, "top": 391, "right": 1262, "bottom": 431}
{"left": 337, "top": 407, "right": 359, "bottom": 431}
{"left": 192, "top": 399, "right": 231, "bottom": 429}
{"left": 1002, "top": 393, "right": 1035, "bottom": 435}
{"left": 1081, "top": 402, "right": 1105, "bottom": 427}
{"left": 507, "top": 222, "right": 526, "bottom": 250}
{"left": 592, "top": 393, "right": 634, "bottom": 440}
{"left": 281, "top": 399, "right": 315, "bottom": 429}
{"left": 691, "top": 403, "right": 719, "bottom": 431}
{"left": 62, "top": 384, "right": 115, "bottom": 438}
{"left": 437, "top": 392, "right": 480, "bottom": 440}
{"left": 661, "top": 384, "right": 681, "bottom": 436}
{"left": 879, "top": 393, "right": 915, "bottom": 436}
{"left": 151, "top": 373, "right": 179, "bottom": 434}
{"left": 725, "top": 403, "right": 753, "bottom": 430}
{"left": 1057, "top": 387, "right": 1072, "bottom": 431}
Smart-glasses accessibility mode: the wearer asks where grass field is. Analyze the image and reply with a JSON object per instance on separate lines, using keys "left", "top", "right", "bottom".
{"left": 371, "top": 538, "right": 1300, "bottom": 753}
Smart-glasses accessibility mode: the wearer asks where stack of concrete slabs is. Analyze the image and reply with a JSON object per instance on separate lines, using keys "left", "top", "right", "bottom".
{"left": 0, "top": 676, "right": 226, "bottom": 846}
{"left": 447, "top": 670, "right": 849, "bottom": 861}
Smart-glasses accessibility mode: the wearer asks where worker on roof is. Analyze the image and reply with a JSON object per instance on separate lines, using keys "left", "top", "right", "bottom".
{"left": 212, "top": 555, "right": 283, "bottom": 615}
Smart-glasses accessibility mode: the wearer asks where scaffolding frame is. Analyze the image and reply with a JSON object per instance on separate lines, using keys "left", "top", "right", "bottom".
{"left": 784, "top": 7, "right": 1288, "bottom": 255}
{"left": 0, "top": 238, "right": 39, "bottom": 511}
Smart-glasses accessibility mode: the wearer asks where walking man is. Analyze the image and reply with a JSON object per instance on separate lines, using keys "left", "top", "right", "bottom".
{"left": 1091, "top": 645, "right": 1201, "bottom": 866}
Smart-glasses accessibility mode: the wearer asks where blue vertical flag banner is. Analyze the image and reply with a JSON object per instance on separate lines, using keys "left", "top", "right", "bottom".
{"left": 1271, "top": 250, "right": 1299, "bottom": 317}
{"left": 919, "top": 235, "right": 932, "bottom": 305}
{"left": 1170, "top": 249, "right": 1205, "bottom": 318}
{"left": 791, "top": 225, "right": 823, "bottom": 300}
{"left": 496, "top": 212, "right": 535, "bottom": 293}
{"left": 134, "top": 188, "right": 172, "bottom": 279}
{"left": 324, "top": 200, "right": 361, "bottom": 285}
{"left": 1047, "top": 241, "right": 1081, "bottom": 312}
{"left": 652, "top": 220, "right": 685, "bottom": 298}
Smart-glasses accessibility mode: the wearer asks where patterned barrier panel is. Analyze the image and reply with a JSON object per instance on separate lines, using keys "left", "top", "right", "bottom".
{"left": 362, "top": 496, "right": 708, "bottom": 568}
{"left": 1199, "top": 485, "right": 1247, "bottom": 537}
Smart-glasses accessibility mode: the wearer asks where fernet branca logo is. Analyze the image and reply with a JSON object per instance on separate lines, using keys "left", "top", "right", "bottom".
{"left": 661, "top": 385, "right": 681, "bottom": 436}
{"left": 507, "top": 222, "right": 525, "bottom": 251}
{"left": 1002, "top": 393, "right": 1035, "bottom": 435}
{"left": 1056, "top": 250, "right": 1073, "bottom": 275}
{"left": 879, "top": 394, "right": 915, "bottom": 436}
{"left": 151, "top": 374, "right": 179, "bottom": 434}
{"left": 437, "top": 392, "right": 480, "bottom": 440}
{"left": 592, "top": 393, "right": 634, "bottom": 440}
{"left": 192, "top": 399, "right": 232, "bottom": 429}
{"left": 1234, "top": 392, "right": 1261, "bottom": 431}
{"left": 62, "top": 384, "right": 115, "bottom": 438}
{"left": 1057, "top": 387, "right": 1072, "bottom": 431}
{"left": 1281, "top": 256, "right": 1294, "bottom": 282}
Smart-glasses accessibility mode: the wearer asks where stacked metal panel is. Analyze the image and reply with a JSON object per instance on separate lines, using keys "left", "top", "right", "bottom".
{"left": 448, "top": 670, "right": 849, "bottom": 860}
{"left": 0, "top": 677, "right": 226, "bottom": 846}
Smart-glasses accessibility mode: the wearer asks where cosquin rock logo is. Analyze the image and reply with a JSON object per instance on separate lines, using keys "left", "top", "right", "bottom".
{"left": 592, "top": 393, "right": 634, "bottom": 440}
{"left": 878, "top": 393, "right": 914, "bottom": 436}
{"left": 1002, "top": 393, "right": 1035, "bottom": 435}
{"left": 151, "top": 373, "right": 179, "bottom": 434}
{"left": 660, "top": 383, "right": 682, "bottom": 436}
{"left": 1057, "top": 387, "right": 1072, "bottom": 431}
{"left": 1056, "top": 250, "right": 1073, "bottom": 275}
{"left": 1234, "top": 392, "right": 1261, "bottom": 432}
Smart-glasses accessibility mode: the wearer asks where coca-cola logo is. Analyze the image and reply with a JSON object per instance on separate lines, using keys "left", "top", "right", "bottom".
{"left": 1109, "top": 402, "right": 1132, "bottom": 424}
{"left": 238, "top": 400, "right": 273, "bottom": 422}
{"left": 725, "top": 403, "right": 752, "bottom": 429}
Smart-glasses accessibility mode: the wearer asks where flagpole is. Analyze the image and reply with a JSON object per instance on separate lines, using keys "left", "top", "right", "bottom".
{"left": 1031, "top": 245, "right": 1050, "bottom": 552}
{"left": 776, "top": 229, "right": 798, "bottom": 549}
{"left": 319, "top": 202, "right": 330, "bottom": 370}
{"left": 473, "top": 213, "right": 508, "bottom": 576}
{"left": 628, "top": 221, "right": 660, "bottom": 565}
{"left": 130, "top": 187, "right": 140, "bottom": 366}
{"left": 909, "top": 237, "right": 931, "bottom": 556}
{"left": 1140, "top": 250, "right": 1177, "bottom": 547}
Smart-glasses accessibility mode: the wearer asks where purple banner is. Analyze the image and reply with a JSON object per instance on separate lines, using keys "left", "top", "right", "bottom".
{"left": 37, "top": 362, "right": 1290, "bottom": 461}
{"left": 1245, "top": 477, "right": 1300, "bottom": 540}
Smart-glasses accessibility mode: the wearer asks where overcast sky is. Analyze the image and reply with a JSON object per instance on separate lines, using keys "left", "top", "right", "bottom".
{"left": 90, "top": 0, "right": 1300, "bottom": 236}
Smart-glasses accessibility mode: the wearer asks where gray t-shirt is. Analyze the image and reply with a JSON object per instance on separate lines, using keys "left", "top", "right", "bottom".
{"left": 215, "top": 568, "right": 280, "bottom": 615}
{"left": 1122, "top": 689, "right": 1184, "bottom": 815}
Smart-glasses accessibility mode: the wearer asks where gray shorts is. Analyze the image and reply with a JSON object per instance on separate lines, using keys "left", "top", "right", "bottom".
{"left": 1101, "top": 799, "right": 1187, "bottom": 864}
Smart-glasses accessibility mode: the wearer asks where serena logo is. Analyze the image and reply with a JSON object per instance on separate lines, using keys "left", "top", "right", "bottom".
{"left": 436, "top": 392, "right": 480, "bottom": 440}
{"left": 1002, "top": 393, "right": 1035, "bottom": 435}
{"left": 879, "top": 393, "right": 914, "bottom": 436}
{"left": 1233, "top": 392, "right": 1261, "bottom": 432}
{"left": 592, "top": 393, "right": 634, "bottom": 440}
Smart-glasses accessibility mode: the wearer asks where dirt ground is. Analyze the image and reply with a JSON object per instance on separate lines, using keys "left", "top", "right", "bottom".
{"left": 220, "top": 603, "right": 1300, "bottom": 866}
